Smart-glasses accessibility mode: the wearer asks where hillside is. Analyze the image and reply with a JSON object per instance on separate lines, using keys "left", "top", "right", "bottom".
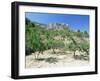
{"left": 25, "top": 18, "right": 89, "bottom": 68}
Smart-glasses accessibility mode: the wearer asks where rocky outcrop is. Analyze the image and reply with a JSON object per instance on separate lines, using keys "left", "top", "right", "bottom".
{"left": 47, "top": 23, "right": 69, "bottom": 30}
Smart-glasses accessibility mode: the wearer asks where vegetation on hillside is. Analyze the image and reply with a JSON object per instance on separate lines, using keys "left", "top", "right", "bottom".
{"left": 25, "top": 18, "right": 89, "bottom": 60}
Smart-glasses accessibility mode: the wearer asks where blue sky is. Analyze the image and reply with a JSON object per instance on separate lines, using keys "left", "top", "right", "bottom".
{"left": 25, "top": 12, "right": 89, "bottom": 32}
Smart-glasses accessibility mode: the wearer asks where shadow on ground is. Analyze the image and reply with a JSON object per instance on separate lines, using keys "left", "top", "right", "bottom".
{"left": 35, "top": 57, "right": 59, "bottom": 64}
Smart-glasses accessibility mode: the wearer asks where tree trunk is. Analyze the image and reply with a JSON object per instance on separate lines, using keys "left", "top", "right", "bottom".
{"left": 34, "top": 53, "right": 37, "bottom": 59}
{"left": 53, "top": 48, "right": 56, "bottom": 54}
{"left": 34, "top": 52, "right": 40, "bottom": 59}
{"left": 85, "top": 50, "right": 89, "bottom": 55}
{"left": 41, "top": 51, "right": 43, "bottom": 54}
{"left": 36, "top": 52, "right": 40, "bottom": 59}
{"left": 73, "top": 51, "right": 76, "bottom": 58}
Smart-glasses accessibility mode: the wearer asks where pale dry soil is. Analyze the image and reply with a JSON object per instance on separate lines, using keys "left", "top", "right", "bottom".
{"left": 26, "top": 49, "right": 89, "bottom": 68}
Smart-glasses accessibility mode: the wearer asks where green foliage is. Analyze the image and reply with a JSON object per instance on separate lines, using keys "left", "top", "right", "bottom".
{"left": 66, "top": 42, "right": 78, "bottom": 57}
{"left": 77, "top": 29, "right": 80, "bottom": 32}
{"left": 25, "top": 18, "right": 89, "bottom": 59}
{"left": 83, "top": 31, "right": 89, "bottom": 37}
{"left": 25, "top": 18, "right": 46, "bottom": 56}
{"left": 79, "top": 42, "right": 89, "bottom": 55}
{"left": 75, "top": 30, "right": 83, "bottom": 37}
{"left": 68, "top": 43, "right": 77, "bottom": 51}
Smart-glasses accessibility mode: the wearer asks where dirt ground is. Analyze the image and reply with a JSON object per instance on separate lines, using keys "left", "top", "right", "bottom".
{"left": 25, "top": 49, "right": 89, "bottom": 68}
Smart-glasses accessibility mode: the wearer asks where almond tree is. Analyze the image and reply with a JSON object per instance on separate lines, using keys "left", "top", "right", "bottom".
{"left": 79, "top": 42, "right": 89, "bottom": 55}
